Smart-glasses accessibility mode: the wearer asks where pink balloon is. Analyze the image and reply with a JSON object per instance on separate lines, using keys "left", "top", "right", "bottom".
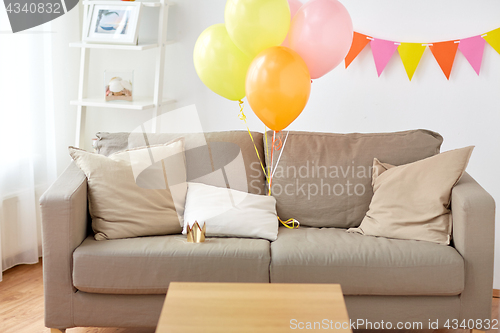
{"left": 281, "top": 0, "right": 303, "bottom": 47}
{"left": 289, "top": 0, "right": 353, "bottom": 79}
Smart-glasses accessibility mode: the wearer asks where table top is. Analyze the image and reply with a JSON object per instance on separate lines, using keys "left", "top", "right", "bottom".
{"left": 156, "top": 282, "right": 351, "bottom": 333}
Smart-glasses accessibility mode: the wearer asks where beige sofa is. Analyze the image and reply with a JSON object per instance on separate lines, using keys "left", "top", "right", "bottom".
{"left": 41, "top": 130, "right": 495, "bottom": 332}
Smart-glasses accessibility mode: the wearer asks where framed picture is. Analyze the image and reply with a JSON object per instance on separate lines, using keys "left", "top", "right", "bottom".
{"left": 84, "top": 2, "right": 142, "bottom": 45}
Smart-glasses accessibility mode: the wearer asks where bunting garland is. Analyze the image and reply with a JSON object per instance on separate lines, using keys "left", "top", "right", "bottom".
{"left": 370, "top": 38, "right": 398, "bottom": 76}
{"left": 344, "top": 32, "right": 370, "bottom": 68}
{"left": 345, "top": 27, "right": 500, "bottom": 80}
{"left": 458, "top": 36, "right": 486, "bottom": 75}
{"left": 398, "top": 43, "right": 426, "bottom": 80}
{"left": 429, "top": 41, "right": 459, "bottom": 80}
{"left": 484, "top": 27, "right": 500, "bottom": 54}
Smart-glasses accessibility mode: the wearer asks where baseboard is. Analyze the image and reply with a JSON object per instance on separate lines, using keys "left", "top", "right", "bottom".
{"left": 493, "top": 289, "right": 500, "bottom": 298}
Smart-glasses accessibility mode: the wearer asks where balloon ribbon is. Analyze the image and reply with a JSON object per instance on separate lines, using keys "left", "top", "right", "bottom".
{"left": 279, "top": 217, "right": 300, "bottom": 229}
{"left": 238, "top": 100, "right": 268, "bottom": 182}
{"left": 270, "top": 131, "right": 299, "bottom": 229}
{"left": 238, "top": 101, "right": 299, "bottom": 230}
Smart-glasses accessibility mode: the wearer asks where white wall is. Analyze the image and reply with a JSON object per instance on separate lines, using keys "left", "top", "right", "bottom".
{"left": 51, "top": 7, "right": 82, "bottom": 176}
{"left": 66, "top": 0, "right": 500, "bottom": 286}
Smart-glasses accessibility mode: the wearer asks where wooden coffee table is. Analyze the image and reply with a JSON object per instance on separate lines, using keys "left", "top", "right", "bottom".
{"left": 156, "top": 282, "right": 351, "bottom": 333}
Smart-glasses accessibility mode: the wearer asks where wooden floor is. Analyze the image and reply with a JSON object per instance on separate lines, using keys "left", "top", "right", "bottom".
{"left": 0, "top": 262, "right": 154, "bottom": 333}
{"left": 0, "top": 262, "right": 499, "bottom": 333}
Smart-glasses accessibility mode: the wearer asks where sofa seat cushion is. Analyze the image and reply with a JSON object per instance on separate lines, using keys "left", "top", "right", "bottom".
{"left": 73, "top": 235, "right": 271, "bottom": 294}
{"left": 270, "top": 227, "right": 464, "bottom": 296}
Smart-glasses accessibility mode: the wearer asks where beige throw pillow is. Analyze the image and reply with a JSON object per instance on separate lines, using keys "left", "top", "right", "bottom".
{"left": 347, "top": 146, "right": 474, "bottom": 244}
{"left": 69, "top": 138, "right": 187, "bottom": 240}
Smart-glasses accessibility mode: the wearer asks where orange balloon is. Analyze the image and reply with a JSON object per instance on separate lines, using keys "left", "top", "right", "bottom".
{"left": 246, "top": 46, "right": 311, "bottom": 131}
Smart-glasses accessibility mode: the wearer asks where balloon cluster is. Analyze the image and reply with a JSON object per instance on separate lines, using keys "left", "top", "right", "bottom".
{"left": 193, "top": 0, "right": 353, "bottom": 131}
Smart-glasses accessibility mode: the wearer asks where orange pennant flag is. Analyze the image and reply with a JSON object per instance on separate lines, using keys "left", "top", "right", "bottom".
{"left": 398, "top": 43, "right": 426, "bottom": 81}
{"left": 345, "top": 32, "right": 371, "bottom": 68}
{"left": 429, "top": 41, "right": 459, "bottom": 80}
{"left": 483, "top": 27, "right": 500, "bottom": 55}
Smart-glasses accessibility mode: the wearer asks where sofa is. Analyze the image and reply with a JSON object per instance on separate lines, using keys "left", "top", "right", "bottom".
{"left": 41, "top": 129, "right": 495, "bottom": 332}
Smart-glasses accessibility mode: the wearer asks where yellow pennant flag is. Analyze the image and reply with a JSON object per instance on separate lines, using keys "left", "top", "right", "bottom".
{"left": 398, "top": 43, "right": 427, "bottom": 81}
{"left": 484, "top": 27, "right": 500, "bottom": 55}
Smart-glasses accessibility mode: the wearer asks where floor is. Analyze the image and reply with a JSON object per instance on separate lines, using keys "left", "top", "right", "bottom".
{"left": 0, "top": 261, "right": 498, "bottom": 333}
{"left": 0, "top": 262, "right": 154, "bottom": 333}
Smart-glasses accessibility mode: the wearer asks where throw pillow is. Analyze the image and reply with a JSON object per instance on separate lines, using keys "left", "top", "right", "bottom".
{"left": 69, "top": 138, "right": 187, "bottom": 240}
{"left": 347, "top": 146, "right": 474, "bottom": 245}
{"left": 183, "top": 182, "right": 278, "bottom": 241}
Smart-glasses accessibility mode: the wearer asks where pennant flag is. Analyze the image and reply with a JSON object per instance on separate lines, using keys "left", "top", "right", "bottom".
{"left": 483, "top": 27, "right": 500, "bottom": 55}
{"left": 371, "top": 38, "right": 398, "bottom": 76}
{"left": 398, "top": 43, "right": 426, "bottom": 80}
{"left": 347, "top": 28, "right": 500, "bottom": 78}
{"left": 429, "top": 41, "right": 459, "bottom": 80}
{"left": 458, "top": 35, "right": 485, "bottom": 75}
{"left": 345, "top": 32, "right": 371, "bottom": 68}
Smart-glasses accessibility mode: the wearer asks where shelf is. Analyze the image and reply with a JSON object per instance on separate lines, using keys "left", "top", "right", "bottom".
{"left": 82, "top": 1, "right": 176, "bottom": 7}
{"left": 70, "top": 40, "right": 158, "bottom": 50}
{"left": 70, "top": 97, "right": 175, "bottom": 110}
{"left": 143, "top": 2, "right": 161, "bottom": 7}
{"left": 74, "top": 0, "right": 174, "bottom": 147}
{"left": 70, "top": 39, "right": 175, "bottom": 50}
{"left": 83, "top": 1, "right": 164, "bottom": 7}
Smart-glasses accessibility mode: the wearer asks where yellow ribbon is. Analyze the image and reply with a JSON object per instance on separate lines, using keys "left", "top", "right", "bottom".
{"left": 279, "top": 217, "right": 300, "bottom": 229}
{"left": 238, "top": 100, "right": 268, "bottom": 181}
{"left": 237, "top": 101, "right": 299, "bottom": 230}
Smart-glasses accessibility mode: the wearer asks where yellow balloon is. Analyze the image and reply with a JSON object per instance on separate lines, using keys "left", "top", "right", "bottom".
{"left": 193, "top": 24, "right": 252, "bottom": 101}
{"left": 225, "top": 0, "right": 291, "bottom": 58}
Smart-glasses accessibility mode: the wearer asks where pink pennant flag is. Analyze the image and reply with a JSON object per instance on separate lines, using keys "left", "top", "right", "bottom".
{"left": 371, "top": 38, "right": 399, "bottom": 76}
{"left": 458, "top": 35, "right": 486, "bottom": 75}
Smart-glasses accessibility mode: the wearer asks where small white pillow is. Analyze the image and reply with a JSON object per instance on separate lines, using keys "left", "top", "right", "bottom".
{"left": 183, "top": 182, "right": 278, "bottom": 241}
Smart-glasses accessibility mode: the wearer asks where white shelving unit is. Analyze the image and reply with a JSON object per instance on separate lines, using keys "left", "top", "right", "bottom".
{"left": 71, "top": 0, "right": 175, "bottom": 147}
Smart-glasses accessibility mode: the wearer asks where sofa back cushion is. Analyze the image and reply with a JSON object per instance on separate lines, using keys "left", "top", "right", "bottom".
{"left": 265, "top": 130, "right": 443, "bottom": 228}
{"left": 96, "top": 131, "right": 266, "bottom": 195}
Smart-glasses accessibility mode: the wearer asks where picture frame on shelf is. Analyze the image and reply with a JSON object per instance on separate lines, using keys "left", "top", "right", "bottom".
{"left": 84, "top": 2, "right": 142, "bottom": 45}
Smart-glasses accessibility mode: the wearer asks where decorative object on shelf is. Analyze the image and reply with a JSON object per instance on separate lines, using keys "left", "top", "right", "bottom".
{"left": 345, "top": 27, "right": 500, "bottom": 80}
{"left": 104, "top": 70, "right": 133, "bottom": 101}
{"left": 84, "top": 2, "right": 142, "bottom": 45}
{"left": 186, "top": 221, "right": 206, "bottom": 243}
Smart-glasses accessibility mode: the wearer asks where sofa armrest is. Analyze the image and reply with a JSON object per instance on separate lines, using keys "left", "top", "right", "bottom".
{"left": 451, "top": 172, "right": 495, "bottom": 322}
{"left": 41, "top": 162, "right": 89, "bottom": 329}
